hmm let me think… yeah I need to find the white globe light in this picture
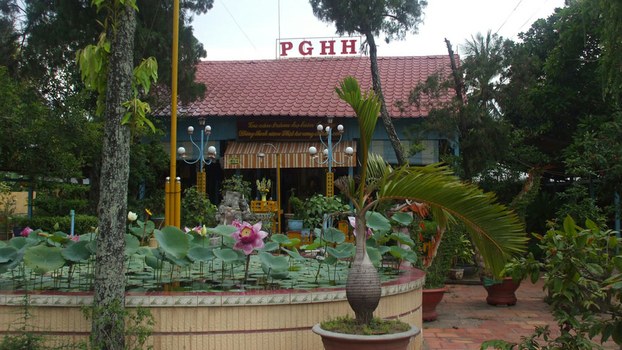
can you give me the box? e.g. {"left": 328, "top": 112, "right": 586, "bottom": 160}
{"left": 309, "top": 146, "right": 317, "bottom": 155}
{"left": 177, "top": 147, "right": 186, "bottom": 155}
{"left": 205, "top": 125, "right": 212, "bottom": 133}
{"left": 337, "top": 124, "right": 344, "bottom": 132}
{"left": 345, "top": 146, "right": 354, "bottom": 155}
{"left": 323, "top": 149, "right": 329, "bottom": 156}
{"left": 207, "top": 146, "right": 216, "bottom": 154}
{"left": 316, "top": 124, "right": 324, "bottom": 132}
{"left": 325, "top": 126, "right": 331, "bottom": 133}
{"left": 187, "top": 126, "right": 194, "bottom": 134}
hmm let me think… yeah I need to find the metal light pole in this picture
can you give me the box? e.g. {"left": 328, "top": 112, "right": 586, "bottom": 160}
{"left": 177, "top": 118, "right": 216, "bottom": 195}
{"left": 165, "top": 0, "right": 181, "bottom": 228}
{"left": 309, "top": 121, "right": 354, "bottom": 197}
{"left": 258, "top": 144, "right": 281, "bottom": 233}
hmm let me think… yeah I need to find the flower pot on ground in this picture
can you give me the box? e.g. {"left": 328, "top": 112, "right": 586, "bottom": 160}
{"left": 312, "top": 321, "right": 420, "bottom": 350}
{"left": 422, "top": 287, "right": 448, "bottom": 321}
{"left": 483, "top": 277, "right": 520, "bottom": 306}
{"left": 311, "top": 77, "right": 526, "bottom": 347}
{"left": 480, "top": 252, "right": 540, "bottom": 306}
{"left": 448, "top": 267, "right": 464, "bottom": 280}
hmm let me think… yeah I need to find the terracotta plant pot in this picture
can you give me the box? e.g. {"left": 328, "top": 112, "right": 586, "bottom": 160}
{"left": 422, "top": 287, "right": 447, "bottom": 322}
{"left": 312, "top": 323, "right": 420, "bottom": 350}
{"left": 484, "top": 277, "right": 520, "bottom": 306}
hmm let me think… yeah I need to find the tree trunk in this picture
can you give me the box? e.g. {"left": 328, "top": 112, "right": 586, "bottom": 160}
{"left": 365, "top": 32, "right": 407, "bottom": 166}
{"left": 444, "top": 38, "right": 471, "bottom": 180}
{"left": 346, "top": 215, "right": 381, "bottom": 324}
{"left": 91, "top": 3, "right": 136, "bottom": 349}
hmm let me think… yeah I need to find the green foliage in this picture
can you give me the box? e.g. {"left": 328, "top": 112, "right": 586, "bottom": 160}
{"left": 419, "top": 228, "right": 462, "bottom": 289}
{"left": 0, "top": 182, "right": 16, "bottom": 239}
{"left": 34, "top": 184, "right": 91, "bottom": 217}
{"left": 302, "top": 194, "right": 350, "bottom": 229}
{"left": 181, "top": 186, "right": 218, "bottom": 227}
{"left": 485, "top": 216, "right": 622, "bottom": 348}
{"left": 309, "top": 0, "right": 427, "bottom": 43}
{"left": 220, "top": 174, "right": 252, "bottom": 200}
{"left": 12, "top": 215, "right": 98, "bottom": 235}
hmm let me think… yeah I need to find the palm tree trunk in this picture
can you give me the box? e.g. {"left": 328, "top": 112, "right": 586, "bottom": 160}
{"left": 92, "top": 3, "right": 136, "bottom": 348}
{"left": 366, "top": 32, "right": 407, "bottom": 166}
{"left": 346, "top": 215, "right": 381, "bottom": 324}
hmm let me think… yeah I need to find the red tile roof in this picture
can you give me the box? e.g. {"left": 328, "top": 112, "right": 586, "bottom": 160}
{"left": 156, "top": 55, "right": 456, "bottom": 119}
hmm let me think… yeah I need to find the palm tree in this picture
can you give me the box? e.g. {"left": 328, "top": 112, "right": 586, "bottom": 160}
{"left": 335, "top": 76, "right": 527, "bottom": 325}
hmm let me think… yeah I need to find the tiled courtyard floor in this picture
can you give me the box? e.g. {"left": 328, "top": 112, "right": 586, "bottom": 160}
{"left": 422, "top": 278, "right": 620, "bottom": 349}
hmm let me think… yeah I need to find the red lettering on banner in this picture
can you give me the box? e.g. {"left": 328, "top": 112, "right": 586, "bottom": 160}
{"left": 341, "top": 39, "right": 357, "bottom": 54}
{"left": 279, "top": 41, "right": 293, "bottom": 56}
{"left": 320, "top": 40, "right": 336, "bottom": 55}
{"left": 299, "top": 40, "right": 313, "bottom": 56}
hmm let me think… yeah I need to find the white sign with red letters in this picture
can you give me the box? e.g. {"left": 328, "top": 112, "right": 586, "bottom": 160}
{"left": 276, "top": 37, "right": 362, "bottom": 58}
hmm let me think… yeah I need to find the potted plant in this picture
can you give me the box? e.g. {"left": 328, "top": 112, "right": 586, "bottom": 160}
{"left": 302, "top": 194, "right": 350, "bottom": 231}
{"left": 287, "top": 194, "right": 305, "bottom": 232}
{"left": 312, "top": 77, "right": 527, "bottom": 349}
{"left": 449, "top": 229, "right": 476, "bottom": 280}
{"left": 483, "top": 251, "right": 540, "bottom": 306}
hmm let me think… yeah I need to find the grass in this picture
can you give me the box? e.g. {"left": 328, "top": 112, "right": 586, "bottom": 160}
{"left": 320, "top": 316, "right": 411, "bottom": 335}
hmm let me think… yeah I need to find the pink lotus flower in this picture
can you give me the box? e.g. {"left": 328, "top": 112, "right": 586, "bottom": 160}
{"left": 231, "top": 220, "right": 268, "bottom": 255}
{"left": 20, "top": 227, "right": 33, "bottom": 237}
{"left": 70, "top": 235, "right": 80, "bottom": 242}
{"left": 348, "top": 216, "right": 372, "bottom": 238}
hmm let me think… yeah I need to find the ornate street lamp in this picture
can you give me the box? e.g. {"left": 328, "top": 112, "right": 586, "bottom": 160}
{"left": 177, "top": 118, "right": 216, "bottom": 195}
{"left": 309, "top": 120, "right": 354, "bottom": 197}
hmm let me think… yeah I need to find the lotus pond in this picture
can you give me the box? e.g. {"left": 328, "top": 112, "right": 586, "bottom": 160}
{"left": 0, "top": 215, "right": 418, "bottom": 292}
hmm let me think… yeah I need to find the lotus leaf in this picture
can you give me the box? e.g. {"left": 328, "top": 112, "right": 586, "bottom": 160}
{"left": 62, "top": 241, "right": 91, "bottom": 262}
{"left": 213, "top": 248, "right": 240, "bottom": 263}
{"left": 0, "top": 246, "right": 18, "bottom": 263}
{"left": 366, "top": 246, "right": 382, "bottom": 267}
{"left": 390, "top": 232, "right": 415, "bottom": 246}
{"left": 282, "top": 248, "right": 307, "bottom": 261}
{"left": 327, "top": 243, "right": 355, "bottom": 259}
{"left": 155, "top": 226, "right": 189, "bottom": 259}
{"left": 366, "top": 211, "right": 392, "bottom": 233}
{"left": 24, "top": 245, "right": 65, "bottom": 274}
{"left": 323, "top": 227, "right": 345, "bottom": 244}
{"left": 9, "top": 236, "right": 28, "bottom": 250}
{"left": 208, "top": 225, "right": 237, "bottom": 236}
{"left": 270, "top": 234, "right": 290, "bottom": 244}
{"left": 125, "top": 234, "right": 140, "bottom": 256}
{"left": 187, "top": 247, "right": 214, "bottom": 263}
{"left": 390, "top": 211, "right": 414, "bottom": 227}
{"left": 259, "top": 241, "right": 279, "bottom": 252}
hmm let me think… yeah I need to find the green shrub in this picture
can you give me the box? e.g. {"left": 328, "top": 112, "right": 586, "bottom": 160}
{"left": 181, "top": 186, "right": 218, "bottom": 228}
{"left": 12, "top": 214, "right": 98, "bottom": 234}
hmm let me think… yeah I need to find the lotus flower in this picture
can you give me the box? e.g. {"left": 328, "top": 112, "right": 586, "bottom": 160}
{"left": 232, "top": 220, "right": 268, "bottom": 255}
{"left": 127, "top": 211, "right": 138, "bottom": 222}
{"left": 348, "top": 217, "right": 372, "bottom": 238}
{"left": 20, "top": 226, "right": 33, "bottom": 237}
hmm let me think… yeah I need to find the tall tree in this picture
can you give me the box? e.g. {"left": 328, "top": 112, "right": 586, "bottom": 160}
{"left": 309, "top": 0, "right": 427, "bottom": 165}
{"left": 88, "top": 1, "right": 136, "bottom": 347}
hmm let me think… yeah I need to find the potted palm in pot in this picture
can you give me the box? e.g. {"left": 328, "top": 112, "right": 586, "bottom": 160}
{"left": 311, "top": 77, "right": 527, "bottom": 350}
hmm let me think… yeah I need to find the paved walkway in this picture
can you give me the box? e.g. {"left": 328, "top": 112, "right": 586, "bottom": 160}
{"left": 422, "top": 279, "right": 620, "bottom": 349}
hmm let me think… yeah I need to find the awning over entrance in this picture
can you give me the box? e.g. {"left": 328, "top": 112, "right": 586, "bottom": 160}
{"left": 223, "top": 141, "right": 357, "bottom": 169}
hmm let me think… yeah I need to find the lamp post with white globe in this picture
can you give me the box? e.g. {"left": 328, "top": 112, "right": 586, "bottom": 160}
{"left": 177, "top": 118, "right": 216, "bottom": 196}
{"left": 309, "top": 121, "right": 354, "bottom": 197}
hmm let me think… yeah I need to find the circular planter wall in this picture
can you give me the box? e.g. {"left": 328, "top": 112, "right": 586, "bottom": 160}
{"left": 0, "top": 267, "right": 425, "bottom": 350}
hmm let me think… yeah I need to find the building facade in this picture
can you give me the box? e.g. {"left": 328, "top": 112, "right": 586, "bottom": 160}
{"left": 155, "top": 55, "right": 456, "bottom": 211}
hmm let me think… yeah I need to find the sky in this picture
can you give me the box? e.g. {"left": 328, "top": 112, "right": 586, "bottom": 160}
{"left": 192, "top": 0, "right": 567, "bottom": 61}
